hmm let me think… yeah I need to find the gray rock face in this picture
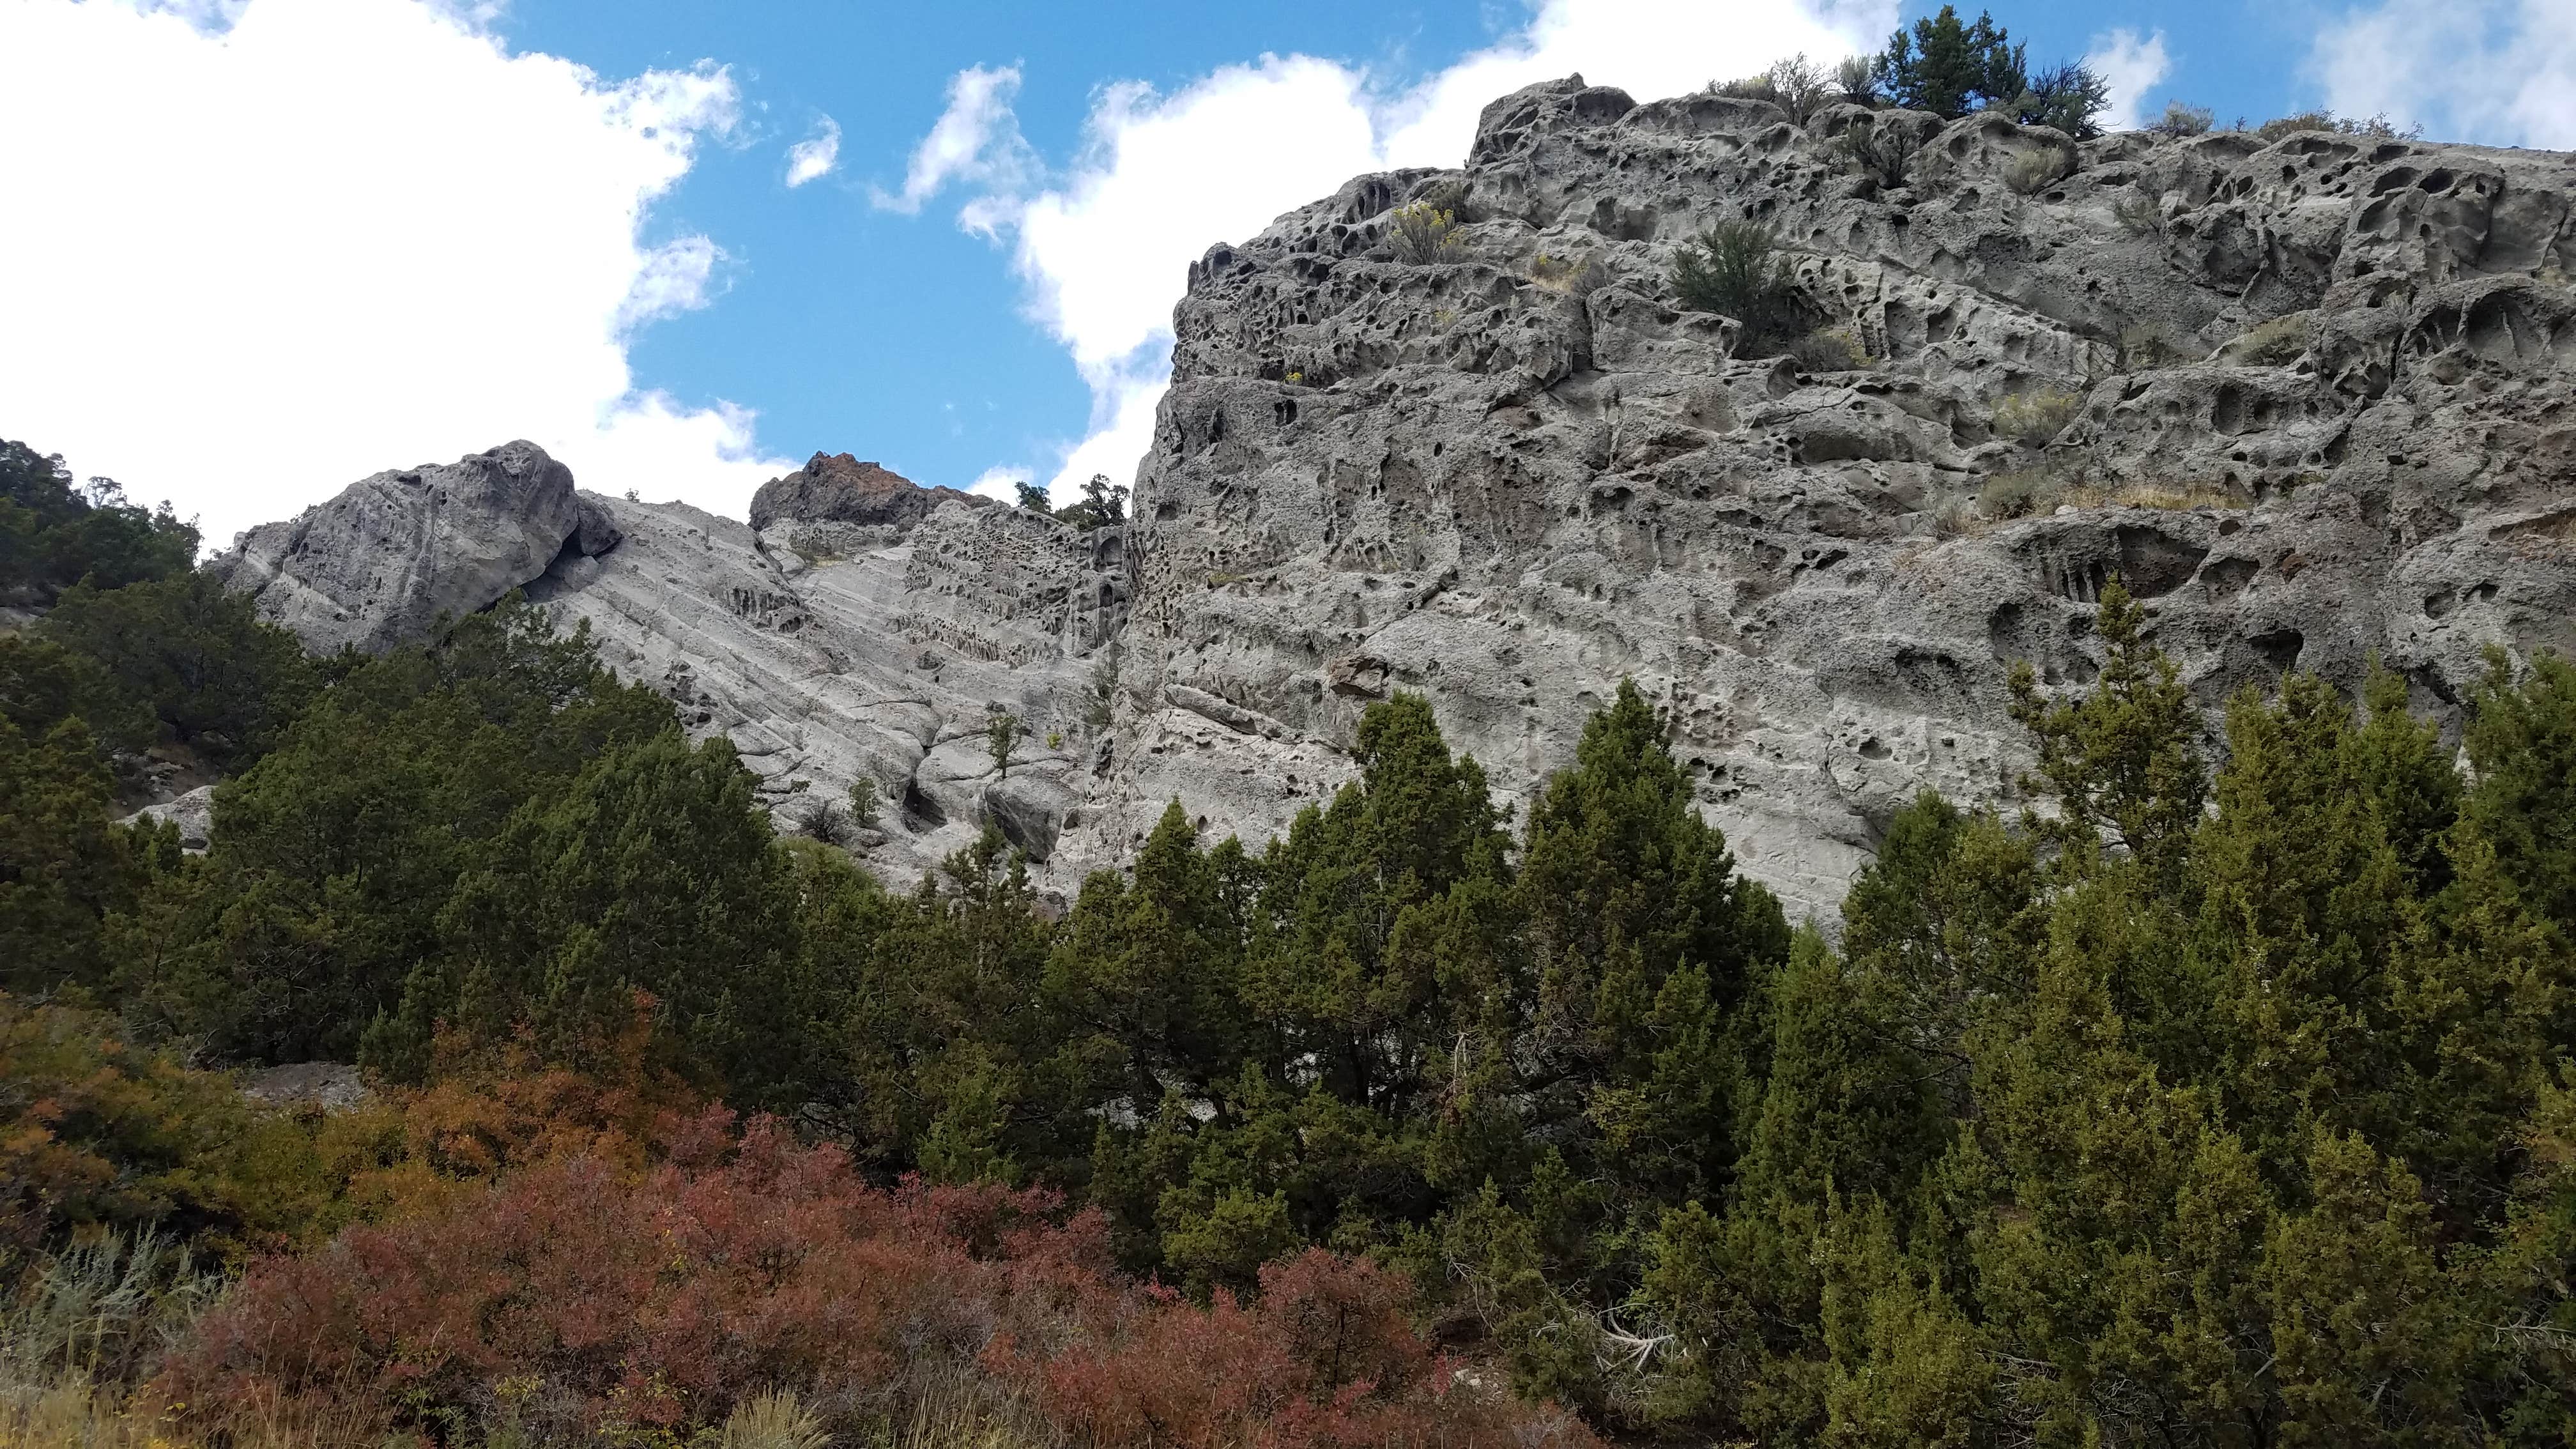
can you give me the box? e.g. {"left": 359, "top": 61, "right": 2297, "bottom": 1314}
{"left": 213, "top": 77, "right": 2576, "bottom": 920}
{"left": 519, "top": 487, "right": 1127, "bottom": 885}
{"left": 121, "top": 783, "right": 215, "bottom": 852}
{"left": 208, "top": 440, "right": 617, "bottom": 655}
{"left": 217, "top": 438, "right": 1130, "bottom": 890}
{"left": 238, "top": 1061, "right": 369, "bottom": 1114}
{"left": 1052, "top": 77, "right": 2576, "bottom": 917}
{"left": 749, "top": 452, "right": 986, "bottom": 533}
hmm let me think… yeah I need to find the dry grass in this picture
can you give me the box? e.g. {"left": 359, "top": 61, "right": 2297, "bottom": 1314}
{"left": 2005, "top": 150, "right": 2068, "bottom": 196}
{"left": 1993, "top": 389, "right": 2082, "bottom": 445}
{"left": 0, "top": 1373, "right": 395, "bottom": 1449}
{"left": 1966, "top": 467, "right": 2244, "bottom": 527}
{"left": 0, "top": 1376, "right": 164, "bottom": 1449}
{"left": 2070, "top": 481, "right": 2248, "bottom": 510}
{"left": 1782, "top": 328, "right": 1868, "bottom": 372}
{"left": 721, "top": 1389, "right": 829, "bottom": 1449}
{"left": 2214, "top": 313, "right": 2312, "bottom": 367}
{"left": 1528, "top": 251, "right": 1611, "bottom": 295}
{"left": 882, "top": 1376, "right": 1054, "bottom": 1449}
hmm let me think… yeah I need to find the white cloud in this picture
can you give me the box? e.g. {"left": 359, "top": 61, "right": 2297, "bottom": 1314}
{"left": 785, "top": 116, "right": 841, "bottom": 187}
{"left": 616, "top": 235, "right": 729, "bottom": 330}
{"left": 2312, "top": 0, "right": 2576, "bottom": 148}
{"left": 2085, "top": 27, "right": 2172, "bottom": 132}
{"left": 1374, "top": 0, "right": 1892, "bottom": 167}
{"left": 903, "top": 0, "right": 1897, "bottom": 502}
{"left": 876, "top": 64, "right": 1033, "bottom": 215}
{"left": 0, "top": 0, "right": 791, "bottom": 548}
{"left": 964, "top": 465, "right": 1034, "bottom": 503}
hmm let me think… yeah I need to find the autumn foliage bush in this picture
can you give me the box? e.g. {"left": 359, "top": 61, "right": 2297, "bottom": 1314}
{"left": 160, "top": 1120, "right": 1595, "bottom": 1449}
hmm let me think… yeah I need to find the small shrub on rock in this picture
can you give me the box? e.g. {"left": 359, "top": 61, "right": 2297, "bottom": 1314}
{"left": 1783, "top": 328, "right": 1867, "bottom": 373}
{"left": 2004, "top": 148, "right": 2067, "bottom": 195}
{"left": 1712, "top": 55, "right": 1832, "bottom": 124}
{"left": 1416, "top": 176, "right": 1476, "bottom": 223}
{"left": 1673, "top": 220, "right": 1802, "bottom": 353}
{"left": 2257, "top": 109, "right": 2418, "bottom": 142}
{"left": 1834, "top": 114, "right": 1915, "bottom": 191}
{"left": 1386, "top": 203, "right": 1464, "bottom": 264}
{"left": 1529, "top": 250, "right": 1611, "bottom": 295}
{"left": 1993, "top": 388, "right": 2082, "bottom": 444}
{"left": 1834, "top": 54, "right": 1878, "bottom": 104}
{"left": 2119, "top": 324, "right": 2193, "bottom": 370}
{"left": 2150, "top": 100, "right": 2216, "bottom": 137}
{"left": 1976, "top": 465, "right": 2066, "bottom": 520}
{"left": 2217, "top": 312, "right": 2313, "bottom": 367}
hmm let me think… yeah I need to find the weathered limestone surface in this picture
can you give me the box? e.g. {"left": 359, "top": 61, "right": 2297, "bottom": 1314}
{"left": 208, "top": 440, "right": 619, "bottom": 655}
{"left": 210, "top": 446, "right": 1128, "bottom": 886}
{"left": 1052, "top": 77, "right": 2576, "bottom": 917}
{"left": 522, "top": 471, "right": 1127, "bottom": 883}
{"left": 211, "top": 78, "right": 2576, "bottom": 918}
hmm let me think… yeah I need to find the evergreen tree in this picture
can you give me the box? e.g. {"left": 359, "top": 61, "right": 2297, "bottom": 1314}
{"left": 1521, "top": 679, "right": 1783, "bottom": 1102}
{"left": 1872, "top": 5, "right": 2027, "bottom": 118}
{"left": 2189, "top": 674, "right": 2417, "bottom": 1175}
{"left": 0, "top": 634, "right": 156, "bottom": 755}
{"left": 415, "top": 731, "right": 802, "bottom": 1101}
{"left": 0, "top": 717, "right": 148, "bottom": 994}
{"left": 2463, "top": 650, "right": 2576, "bottom": 940}
{"left": 40, "top": 572, "right": 315, "bottom": 767}
{"left": 124, "top": 601, "right": 671, "bottom": 1062}
{"left": 2007, "top": 580, "right": 2204, "bottom": 891}
{"left": 0, "top": 439, "right": 195, "bottom": 605}
{"left": 1045, "top": 802, "right": 1254, "bottom": 1121}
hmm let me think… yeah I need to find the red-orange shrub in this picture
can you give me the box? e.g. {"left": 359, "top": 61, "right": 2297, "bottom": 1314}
{"left": 1010, "top": 1248, "right": 1584, "bottom": 1449}
{"left": 162, "top": 1121, "right": 1596, "bottom": 1449}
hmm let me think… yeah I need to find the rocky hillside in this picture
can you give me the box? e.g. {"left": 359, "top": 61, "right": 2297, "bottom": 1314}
{"left": 1059, "top": 76, "right": 2576, "bottom": 914}
{"left": 209, "top": 75, "right": 2576, "bottom": 919}
{"left": 213, "top": 446, "right": 1126, "bottom": 888}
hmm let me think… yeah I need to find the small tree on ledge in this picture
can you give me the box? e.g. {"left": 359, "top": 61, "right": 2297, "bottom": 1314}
{"left": 988, "top": 711, "right": 1022, "bottom": 780}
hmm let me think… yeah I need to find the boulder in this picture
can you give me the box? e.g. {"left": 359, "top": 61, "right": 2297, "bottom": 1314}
{"left": 122, "top": 783, "right": 215, "bottom": 852}
{"left": 207, "top": 440, "right": 599, "bottom": 654}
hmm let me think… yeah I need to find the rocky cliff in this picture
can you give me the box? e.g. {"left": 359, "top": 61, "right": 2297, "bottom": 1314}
{"left": 211, "top": 77, "right": 2576, "bottom": 919}
{"left": 1055, "top": 77, "right": 2576, "bottom": 914}
{"left": 215, "top": 445, "right": 1126, "bottom": 888}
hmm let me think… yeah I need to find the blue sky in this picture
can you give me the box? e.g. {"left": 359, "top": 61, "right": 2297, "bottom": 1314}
{"left": 4, "top": 0, "right": 2570, "bottom": 545}
{"left": 506, "top": 0, "right": 2283, "bottom": 495}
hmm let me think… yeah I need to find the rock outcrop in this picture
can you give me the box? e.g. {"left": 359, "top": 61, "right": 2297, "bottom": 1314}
{"left": 123, "top": 783, "right": 215, "bottom": 852}
{"left": 211, "top": 445, "right": 1128, "bottom": 887}
{"left": 211, "top": 77, "right": 2576, "bottom": 919}
{"left": 1052, "top": 77, "right": 2576, "bottom": 916}
{"left": 749, "top": 452, "right": 985, "bottom": 534}
{"left": 521, "top": 481, "right": 1126, "bottom": 884}
{"left": 208, "top": 440, "right": 620, "bottom": 655}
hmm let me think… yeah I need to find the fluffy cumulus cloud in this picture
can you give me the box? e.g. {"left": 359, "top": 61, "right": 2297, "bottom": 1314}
{"left": 896, "top": 0, "right": 1897, "bottom": 502}
{"left": 2085, "top": 28, "right": 2172, "bottom": 132}
{"left": 0, "top": 0, "right": 792, "bottom": 547}
{"left": 964, "top": 465, "right": 1035, "bottom": 504}
{"left": 2312, "top": 0, "right": 2576, "bottom": 148}
{"left": 877, "top": 64, "right": 1034, "bottom": 216}
{"left": 785, "top": 117, "right": 842, "bottom": 187}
